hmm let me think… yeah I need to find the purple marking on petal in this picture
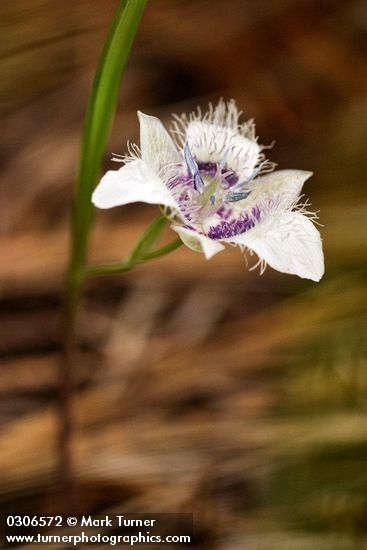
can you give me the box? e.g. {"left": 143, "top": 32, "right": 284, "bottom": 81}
{"left": 223, "top": 171, "right": 239, "bottom": 187}
{"left": 166, "top": 174, "right": 197, "bottom": 222}
{"left": 208, "top": 207, "right": 260, "bottom": 240}
{"left": 183, "top": 223, "right": 196, "bottom": 232}
{"left": 197, "top": 162, "right": 217, "bottom": 177}
{"left": 167, "top": 174, "right": 191, "bottom": 190}
{"left": 216, "top": 205, "right": 233, "bottom": 220}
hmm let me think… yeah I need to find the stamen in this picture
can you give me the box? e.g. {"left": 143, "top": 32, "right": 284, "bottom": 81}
{"left": 226, "top": 191, "right": 252, "bottom": 202}
{"left": 184, "top": 142, "right": 204, "bottom": 193}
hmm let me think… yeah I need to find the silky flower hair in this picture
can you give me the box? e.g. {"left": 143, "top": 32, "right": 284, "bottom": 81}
{"left": 92, "top": 99, "right": 324, "bottom": 281}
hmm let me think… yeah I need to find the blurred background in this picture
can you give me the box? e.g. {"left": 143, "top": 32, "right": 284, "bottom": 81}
{"left": 1, "top": 0, "right": 367, "bottom": 548}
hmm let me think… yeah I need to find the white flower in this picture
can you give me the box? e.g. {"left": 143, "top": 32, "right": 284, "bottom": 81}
{"left": 92, "top": 100, "right": 324, "bottom": 281}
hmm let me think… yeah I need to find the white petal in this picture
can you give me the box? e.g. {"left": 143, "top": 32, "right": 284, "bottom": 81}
{"left": 171, "top": 225, "right": 225, "bottom": 260}
{"left": 227, "top": 212, "right": 324, "bottom": 281}
{"left": 186, "top": 121, "right": 260, "bottom": 180}
{"left": 249, "top": 169, "right": 313, "bottom": 207}
{"left": 92, "top": 159, "right": 177, "bottom": 209}
{"left": 138, "top": 111, "right": 181, "bottom": 178}
{"left": 227, "top": 170, "right": 313, "bottom": 220}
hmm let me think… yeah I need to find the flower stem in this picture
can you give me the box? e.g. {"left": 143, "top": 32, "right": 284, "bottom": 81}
{"left": 59, "top": 0, "right": 148, "bottom": 504}
{"left": 85, "top": 215, "right": 183, "bottom": 278}
{"left": 86, "top": 238, "right": 183, "bottom": 277}
{"left": 141, "top": 237, "right": 183, "bottom": 261}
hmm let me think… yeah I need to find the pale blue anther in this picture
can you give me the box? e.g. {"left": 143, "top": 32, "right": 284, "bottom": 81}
{"left": 184, "top": 142, "right": 204, "bottom": 194}
{"left": 226, "top": 191, "right": 252, "bottom": 202}
{"left": 224, "top": 159, "right": 267, "bottom": 202}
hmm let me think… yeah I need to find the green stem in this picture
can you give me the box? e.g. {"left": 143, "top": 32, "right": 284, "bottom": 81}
{"left": 86, "top": 235, "right": 183, "bottom": 277}
{"left": 59, "top": 0, "right": 148, "bottom": 501}
{"left": 142, "top": 238, "right": 183, "bottom": 261}
{"left": 126, "top": 215, "right": 168, "bottom": 266}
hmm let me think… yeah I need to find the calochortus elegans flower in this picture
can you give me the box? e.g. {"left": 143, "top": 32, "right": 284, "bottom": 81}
{"left": 92, "top": 100, "right": 324, "bottom": 281}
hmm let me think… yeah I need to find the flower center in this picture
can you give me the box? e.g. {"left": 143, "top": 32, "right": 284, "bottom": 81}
{"left": 167, "top": 143, "right": 256, "bottom": 231}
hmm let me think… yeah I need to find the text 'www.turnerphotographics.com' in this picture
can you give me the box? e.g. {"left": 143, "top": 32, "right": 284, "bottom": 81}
{"left": 3, "top": 513, "right": 193, "bottom": 546}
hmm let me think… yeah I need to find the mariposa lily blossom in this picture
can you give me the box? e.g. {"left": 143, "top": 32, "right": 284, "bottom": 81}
{"left": 92, "top": 100, "right": 324, "bottom": 281}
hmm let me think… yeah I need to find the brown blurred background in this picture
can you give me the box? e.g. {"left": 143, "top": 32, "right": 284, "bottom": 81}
{"left": 1, "top": 0, "right": 367, "bottom": 548}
